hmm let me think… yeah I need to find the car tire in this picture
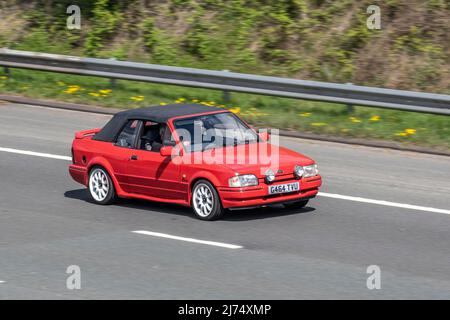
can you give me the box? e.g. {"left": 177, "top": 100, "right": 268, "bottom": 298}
{"left": 88, "top": 166, "right": 116, "bottom": 205}
{"left": 283, "top": 199, "right": 309, "bottom": 209}
{"left": 191, "top": 180, "right": 224, "bottom": 221}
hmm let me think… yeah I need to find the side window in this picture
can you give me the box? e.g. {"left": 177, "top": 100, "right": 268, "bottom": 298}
{"left": 137, "top": 122, "right": 176, "bottom": 152}
{"left": 139, "top": 121, "right": 161, "bottom": 151}
{"left": 162, "top": 124, "right": 176, "bottom": 146}
{"left": 115, "top": 120, "right": 140, "bottom": 148}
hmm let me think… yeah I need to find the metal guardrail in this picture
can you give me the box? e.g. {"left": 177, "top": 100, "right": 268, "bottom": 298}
{"left": 0, "top": 48, "right": 449, "bottom": 115}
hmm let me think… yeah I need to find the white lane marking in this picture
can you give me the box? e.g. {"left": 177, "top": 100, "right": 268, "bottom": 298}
{"left": 1, "top": 146, "right": 449, "bottom": 216}
{"left": 132, "top": 230, "right": 243, "bottom": 249}
{"left": 0, "top": 147, "right": 71, "bottom": 161}
{"left": 318, "top": 192, "right": 450, "bottom": 215}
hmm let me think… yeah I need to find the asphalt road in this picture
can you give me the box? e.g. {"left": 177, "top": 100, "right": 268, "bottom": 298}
{"left": 0, "top": 101, "right": 449, "bottom": 299}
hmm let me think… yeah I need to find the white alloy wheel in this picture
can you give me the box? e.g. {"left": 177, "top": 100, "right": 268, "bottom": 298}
{"left": 89, "top": 168, "right": 110, "bottom": 202}
{"left": 193, "top": 183, "right": 214, "bottom": 217}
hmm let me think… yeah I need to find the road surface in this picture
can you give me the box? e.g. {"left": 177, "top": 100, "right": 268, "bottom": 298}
{"left": 0, "top": 102, "right": 449, "bottom": 299}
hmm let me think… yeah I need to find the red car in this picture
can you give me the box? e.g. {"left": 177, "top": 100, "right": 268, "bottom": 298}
{"left": 69, "top": 104, "right": 322, "bottom": 220}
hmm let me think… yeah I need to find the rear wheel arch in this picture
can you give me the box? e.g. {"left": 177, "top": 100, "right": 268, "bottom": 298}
{"left": 88, "top": 163, "right": 109, "bottom": 175}
{"left": 87, "top": 166, "right": 117, "bottom": 205}
{"left": 86, "top": 159, "right": 121, "bottom": 194}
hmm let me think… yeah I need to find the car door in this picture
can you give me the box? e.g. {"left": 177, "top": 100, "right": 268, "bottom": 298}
{"left": 104, "top": 119, "right": 142, "bottom": 193}
{"left": 125, "top": 121, "right": 185, "bottom": 200}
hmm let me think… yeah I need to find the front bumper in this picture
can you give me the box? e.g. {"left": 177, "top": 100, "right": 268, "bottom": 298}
{"left": 218, "top": 175, "right": 322, "bottom": 209}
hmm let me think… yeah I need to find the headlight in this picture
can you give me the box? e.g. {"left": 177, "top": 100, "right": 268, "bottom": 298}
{"left": 294, "top": 165, "right": 304, "bottom": 179}
{"left": 303, "top": 164, "right": 319, "bottom": 177}
{"left": 264, "top": 168, "right": 275, "bottom": 183}
{"left": 228, "top": 174, "right": 258, "bottom": 187}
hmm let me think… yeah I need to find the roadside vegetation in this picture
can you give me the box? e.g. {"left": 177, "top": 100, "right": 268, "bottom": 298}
{"left": 1, "top": 69, "right": 448, "bottom": 150}
{"left": 0, "top": 0, "right": 449, "bottom": 150}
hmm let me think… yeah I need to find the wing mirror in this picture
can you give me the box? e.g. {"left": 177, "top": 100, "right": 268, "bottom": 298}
{"left": 160, "top": 146, "right": 173, "bottom": 157}
{"left": 160, "top": 145, "right": 184, "bottom": 157}
{"left": 258, "top": 131, "right": 270, "bottom": 141}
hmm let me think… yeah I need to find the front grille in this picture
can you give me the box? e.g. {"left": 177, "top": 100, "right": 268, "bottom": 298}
{"left": 259, "top": 173, "right": 297, "bottom": 184}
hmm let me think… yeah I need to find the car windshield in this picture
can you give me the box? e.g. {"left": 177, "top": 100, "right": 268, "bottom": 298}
{"left": 173, "top": 112, "right": 259, "bottom": 152}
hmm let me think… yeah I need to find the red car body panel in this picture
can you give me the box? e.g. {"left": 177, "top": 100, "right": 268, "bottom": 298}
{"left": 69, "top": 109, "right": 322, "bottom": 210}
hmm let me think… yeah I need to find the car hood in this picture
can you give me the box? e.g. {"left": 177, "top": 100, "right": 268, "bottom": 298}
{"left": 199, "top": 142, "right": 315, "bottom": 177}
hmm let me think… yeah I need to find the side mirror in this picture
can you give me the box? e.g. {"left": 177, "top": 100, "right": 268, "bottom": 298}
{"left": 258, "top": 131, "right": 270, "bottom": 141}
{"left": 160, "top": 146, "right": 173, "bottom": 157}
{"left": 160, "top": 145, "right": 184, "bottom": 157}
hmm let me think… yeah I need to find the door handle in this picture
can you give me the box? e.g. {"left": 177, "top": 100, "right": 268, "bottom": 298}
{"left": 130, "top": 155, "right": 138, "bottom": 160}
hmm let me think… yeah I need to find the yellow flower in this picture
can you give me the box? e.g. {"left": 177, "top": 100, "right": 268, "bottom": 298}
{"left": 241, "top": 107, "right": 268, "bottom": 117}
{"left": 178, "top": 98, "right": 186, "bottom": 102}
{"left": 405, "top": 128, "right": 416, "bottom": 135}
{"left": 63, "top": 87, "right": 80, "bottom": 94}
{"left": 208, "top": 101, "right": 215, "bottom": 105}
{"left": 63, "top": 84, "right": 81, "bottom": 94}
{"left": 160, "top": 102, "right": 167, "bottom": 106}
{"left": 395, "top": 132, "right": 408, "bottom": 137}
{"left": 299, "top": 112, "right": 312, "bottom": 117}
{"left": 130, "top": 95, "right": 144, "bottom": 102}
{"left": 369, "top": 115, "right": 380, "bottom": 121}
{"left": 0, "top": 76, "right": 8, "bottom": 80}
{"left": 349, "top": 117, "right": 361, "bottom": 123}
{"left": 89, "top": 92, "right": 100, "bottom": 97}
{"left": 311, "top": 122, "right": 327, "bottom": 126}
{"left": 241, "top": 107, "right": 269, "bottom": 117}
{"left": 229, "top": 107, "right": 241, "bottom": 114}
{"left": 192, "top": 99, "right": 199, "bottom": 103}
{"left": 99, "top": 89, "right": 112, "bottom": 95}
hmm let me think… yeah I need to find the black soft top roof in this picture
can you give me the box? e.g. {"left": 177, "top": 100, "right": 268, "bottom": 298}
{"left": 93, "top": 103, "right": 226, "bottom": 142}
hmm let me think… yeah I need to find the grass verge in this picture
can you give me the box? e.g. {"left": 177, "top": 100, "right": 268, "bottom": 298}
{"left": 0, "top": 69, "right": 449, "bottom": 151}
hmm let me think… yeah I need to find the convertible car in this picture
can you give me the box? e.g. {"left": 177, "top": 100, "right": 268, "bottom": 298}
{"left": 69, "top": 104, "right": 322, "bottom": 220}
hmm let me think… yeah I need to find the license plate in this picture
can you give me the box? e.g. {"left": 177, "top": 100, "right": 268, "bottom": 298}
{"left": 268, "top": 182, "right": 300, "bottom": 195}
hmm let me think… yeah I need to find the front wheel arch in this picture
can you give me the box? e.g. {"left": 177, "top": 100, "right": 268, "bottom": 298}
{"left": 190, "top": 179, "right": 225, "bottom": 220}
{"left": 188, "top": 176, "right": 222, "bottom": 206}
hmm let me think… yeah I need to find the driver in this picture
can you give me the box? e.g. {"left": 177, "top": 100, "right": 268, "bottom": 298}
{"left": 141, "top": 123, "right": 166, "bottom": 152}
{"left": 150, "top": 124, "right": 165, "bottom": 152}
